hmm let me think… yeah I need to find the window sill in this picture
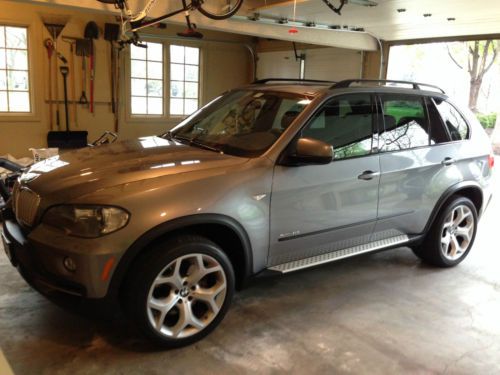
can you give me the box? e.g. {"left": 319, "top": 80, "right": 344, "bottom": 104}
{"left": 0, "top": 113, "right": 41, "bottom": 123}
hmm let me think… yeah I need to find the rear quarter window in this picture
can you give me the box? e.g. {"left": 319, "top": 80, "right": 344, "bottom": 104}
{"left": 433, "top": 99, "right": 470, "bottom": 141}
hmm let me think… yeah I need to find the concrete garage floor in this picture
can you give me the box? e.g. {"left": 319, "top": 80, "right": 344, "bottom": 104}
{"left": 1, "top": 170, "right": 499, "bottom": 374}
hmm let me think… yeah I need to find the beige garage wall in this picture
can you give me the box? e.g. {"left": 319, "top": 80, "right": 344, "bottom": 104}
{"left": 0, "top": 1, "right": 254, "bottom": 158}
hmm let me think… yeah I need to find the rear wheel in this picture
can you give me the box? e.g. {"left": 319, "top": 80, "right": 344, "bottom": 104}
{"left": 124, "top": 235, "right": 235, "bottom": 347}
{"left": 412, "top": 196, "right": 477, "bottom": 267}
{"left": 198, "top": 0, "right": 244, "bottom": 20}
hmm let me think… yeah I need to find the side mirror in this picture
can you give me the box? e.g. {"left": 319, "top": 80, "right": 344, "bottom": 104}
{"left": 286, "top": 137, "right": 333, "bottom": 165}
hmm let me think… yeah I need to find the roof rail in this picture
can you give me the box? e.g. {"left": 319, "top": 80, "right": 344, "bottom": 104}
{"left": 332, "top": 79, "right": 446, "bottom": 94}
{"left": 253, "top": 78, "right": 336, "bottom": 85}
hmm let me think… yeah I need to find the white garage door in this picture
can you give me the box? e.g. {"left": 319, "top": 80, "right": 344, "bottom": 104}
{"left": 257, "top": 47, "right": 362, "bottom": 81}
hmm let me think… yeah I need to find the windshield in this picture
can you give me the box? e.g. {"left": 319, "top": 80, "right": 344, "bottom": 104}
{"left": 167, "top": 90, "right": 312, "bottom": 157}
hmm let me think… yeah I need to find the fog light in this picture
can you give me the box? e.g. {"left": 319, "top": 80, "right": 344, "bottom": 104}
{"left": 63, "top": 257, "right": 76, "bottom": 272}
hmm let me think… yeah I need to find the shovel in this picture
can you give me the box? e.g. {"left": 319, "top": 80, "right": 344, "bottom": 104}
{"left": 84, "top": 22, "right": 99, "bottom": 114}
{"left": 47, "top": 66, "right": 88, "bottom": 149}
{"left": 105, "top": 23, "right": 120, "bottom": 132}
{"left": 75, "top": 38, "right": 91, "bottom": 106}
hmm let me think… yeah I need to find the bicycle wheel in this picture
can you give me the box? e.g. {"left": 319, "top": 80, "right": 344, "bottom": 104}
{"left": 198, "top": 0, "right": 243, "bottom": 20}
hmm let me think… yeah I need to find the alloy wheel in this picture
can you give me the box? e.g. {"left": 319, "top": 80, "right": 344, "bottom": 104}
{"left": 146, "top": 253, "right": 227, "bottom": 339}
{"left": 440, "top": 204, "right": 475, "bottom": 261}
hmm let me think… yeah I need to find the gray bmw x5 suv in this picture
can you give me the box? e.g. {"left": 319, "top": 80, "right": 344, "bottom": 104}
{"left": 1, "top": 79, "right": 495, "bottom": 347}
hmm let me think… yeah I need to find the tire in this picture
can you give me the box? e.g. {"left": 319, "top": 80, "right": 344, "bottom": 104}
{"left": 124, "top": 234, "right": 235, "bottom": 347}
{"left": 412, "top": 195, "right": 478, "bottom": 267}
{"left": 198, "top": 0, "right": 243, "bottom": 20}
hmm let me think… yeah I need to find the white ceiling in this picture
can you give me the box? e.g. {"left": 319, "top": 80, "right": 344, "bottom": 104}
{"left": 16, "top": 0, "right": 500, "bottom": 51}
{"left": 246, "top": 0, "right": 500, "bottom": 41}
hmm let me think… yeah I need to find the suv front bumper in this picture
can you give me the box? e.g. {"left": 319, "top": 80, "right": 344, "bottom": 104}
{"left": 1, "top": 213, "right": 123, "bottom": 299}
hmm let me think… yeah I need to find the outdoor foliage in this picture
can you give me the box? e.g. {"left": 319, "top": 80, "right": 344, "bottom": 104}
{"left": 476, "top": 113, "right": 497, "bottom": 129}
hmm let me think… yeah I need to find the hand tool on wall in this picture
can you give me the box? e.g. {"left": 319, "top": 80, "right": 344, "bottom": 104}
{"left": 104, "top": 23, "right": 120, "bottom": 131}
{"left": 62, "top": 37, "right": 78, "bottom": 127}
{"left": 76, "top": 38, "right": 90, "bottom": 107}
{"left": 84, "top": 22, "right": 99, "bottom": 114}
{"left": 43, "top": 22, "right": 67, "bottom": 129}
{"left": 43, "top": 38, "right": 55, "bottom": 131}
{"left": 47, "top": 65, "right": 88, "bottom": 149}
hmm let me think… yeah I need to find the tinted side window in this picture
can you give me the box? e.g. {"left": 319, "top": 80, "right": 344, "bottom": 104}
{"left": 302, "top": 94, "right": 374, "bottom": 160}
{"left": 379, "top": 94, "right": 429, "bottom": 152}
{"left": 425, "top": 97, "right": 451, "bottom": 144}
{"left": 433, "top": 99, "right": 470, "bottom": 141}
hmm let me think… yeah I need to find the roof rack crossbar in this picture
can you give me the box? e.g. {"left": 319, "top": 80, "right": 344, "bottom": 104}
{"left": 254, "top": 78, "right": 336, "bottom": 84}
{"left": 332, "top": 79, "right": 445, "bottom": 94}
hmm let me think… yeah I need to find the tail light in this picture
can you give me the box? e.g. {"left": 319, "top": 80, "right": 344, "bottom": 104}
{"left": 488, "top": 154, "right": 495, "bottom": 169}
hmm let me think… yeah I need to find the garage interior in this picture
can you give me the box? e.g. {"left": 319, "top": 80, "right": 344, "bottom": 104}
{"left": 1, "top": 0, "right": 499, "bottom": 373}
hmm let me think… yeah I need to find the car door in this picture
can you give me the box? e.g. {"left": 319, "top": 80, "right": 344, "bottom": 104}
{"left": 373, "top": 93, "right": 462, "bottom": 240}
{"left": 268, "top": 93, "right": 381, "bottom": 266}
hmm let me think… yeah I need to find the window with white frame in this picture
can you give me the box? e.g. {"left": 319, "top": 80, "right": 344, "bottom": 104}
{"left": 130, "top": 42, "right": 163, "bottom": 115}
{"left": 0, "top": 26, "right": 30, "bottom": 113}
{"left": 170, "top": 45, "right": 199, "bottom": 116}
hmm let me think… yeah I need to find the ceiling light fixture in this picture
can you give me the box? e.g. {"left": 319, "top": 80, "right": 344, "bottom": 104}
{"left": 397, "top": 8, "right": 406, "bottom": 13}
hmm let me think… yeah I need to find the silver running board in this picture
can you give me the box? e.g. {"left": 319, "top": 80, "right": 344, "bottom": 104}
{"left": 268, "top": 235, "right": 410, "bottom": 274}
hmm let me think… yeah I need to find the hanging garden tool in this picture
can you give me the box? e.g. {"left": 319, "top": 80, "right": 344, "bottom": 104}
{"left": 84, "top": 21, "right": 99, "bottom": 114}
{"left": 43, "top": 38, "right": 55, "bottom": 130}
{"left": 42, "top": 18, "right": 68, "bottom": 129}
{"left": 104, "top": 23, "right": 120, "bottom": 131}
{"left": 47, "top": 66, "right": 88, "bottom": 149}
{"left": 62, "top": 37, "right": 78, "bottom": 127}
{"left": 75, "top": 38, "right": 91, "bottom": 107}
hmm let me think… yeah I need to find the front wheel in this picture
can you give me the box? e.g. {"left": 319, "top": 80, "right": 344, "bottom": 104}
{"left": 124, "top": 235, "right": 235, "bottom": 347}
{"left": 412, "top": 196, "right": 478, "bottom": 267}
{"left": 198, "top": 0, "right": 244, "bottom": 20}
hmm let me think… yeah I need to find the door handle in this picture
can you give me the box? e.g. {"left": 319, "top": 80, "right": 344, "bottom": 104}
{"left": 441, "top": 157, "right": 456, "bottom": 166}
{"left": 358, "top": 170, "right": 380, "bottom": 180}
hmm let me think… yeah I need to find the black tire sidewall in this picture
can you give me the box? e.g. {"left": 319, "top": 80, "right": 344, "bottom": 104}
{"left": 126, "top": 236, "right": 235, "bottom": 347}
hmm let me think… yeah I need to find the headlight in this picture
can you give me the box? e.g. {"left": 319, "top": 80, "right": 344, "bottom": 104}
{"left": 43, "top": 205, "right": 130, "bottom": 238}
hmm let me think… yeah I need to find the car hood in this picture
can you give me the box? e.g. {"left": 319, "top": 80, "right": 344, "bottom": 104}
{"left": 22, "top": 136, "right": 248, "bottom": 201}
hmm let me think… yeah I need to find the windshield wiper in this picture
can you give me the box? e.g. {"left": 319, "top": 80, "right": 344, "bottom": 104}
{"left": 172, "top": 133, "right": 223, "bottom": 154}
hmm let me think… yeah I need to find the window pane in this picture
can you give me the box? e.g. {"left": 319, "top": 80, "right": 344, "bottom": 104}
{"left": 131, "top": 60, "right": 146, "bottom": 78}
{"left": 131, "top": 78, "right": 147, "bottom": 96}
{"left": 0, "top": 91, "right": 7, "bottom": 111}
{"left": 185, "top": 47, "right": 199, "bottom": 65}
{"left": 6, "top": 27, "right": 27, "bottom": 49}
{"left": 379, "top": 95, "right": 429, "bottom": 152}
{"left": 185, "top": 65, "right": 199, "bottom": 82}
{"left": 8, "top": 91, "right": 29, "bottom": 112}
{"left": 147, "top": 42, "right": 163, "bottom": 62}
{"left": 170, "top": 64, "right": 184, "bottom": 81}
{"left": 0, "top": 28, "right": 4, "bottom": 48}
{"left": 184, "top": 99, "right": 198, "bottom": 115}
{"left": 6, "top": 49, "right": 27, "bottom": 70}
{"left": 434, "top": 99, "right": 469, "bottom": 141}
{"left": 0, "top": 49, "right": 5, "bottom": 69}
{"left": 185, "top": 82, "right": 198, "bottom": 98}
{"left": 170, "top": 98, "right": 183, "bottom": 115}
{"left": 0, "top": 70, "right": 6, "bottom": 90}
{"left": 7, "top": 70, "right": 28, "bottom": 91}
{"left": 130, "top": 44, "right": 146, "bottom": 60}
{"left": 147, "top": 79, "right": 163, "bottom": 97}
{"left": 170, "top": 81, "right": 184, "bottom": 98}
{"left": 148, "top": 97, "right": 163, "bottom": 114}
{"left": 170, "top": 45, "right": 184, "bottom": 63}
{"left": 148, "top": 61, "right": 162, "bottom": 79}
{"left": 131, "top": 96, "right": 147, "bottom": 114}
{"left": 302, "top": 94, "right": 374, "bottom": 160}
